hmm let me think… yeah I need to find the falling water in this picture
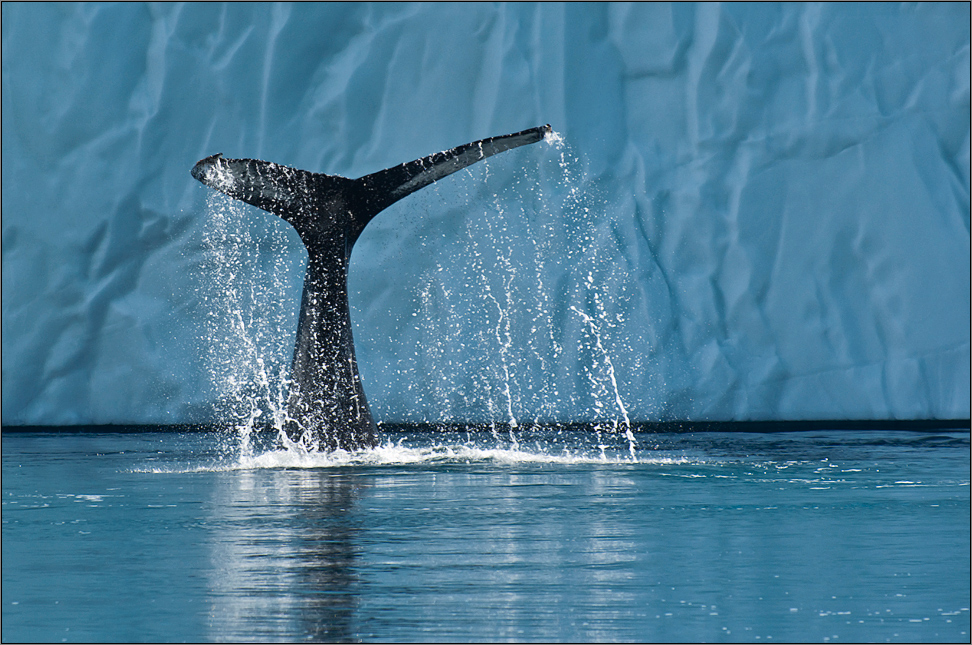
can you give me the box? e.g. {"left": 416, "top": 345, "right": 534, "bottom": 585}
{"left": 200, "top": 191, "right": 299, "bottom": 456}
{"left": 200, "top": 131, "right": 644, "bottom": 460}
{"left": 402, "top": 131, "right": 640, "bottom": 457}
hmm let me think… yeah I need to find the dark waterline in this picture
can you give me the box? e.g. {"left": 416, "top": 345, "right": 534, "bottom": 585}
{"left": 3, "top": 418, "right": 969, "bottom": 434}
{"left": 2, "top": 428, "right": 969, "bottom": 642}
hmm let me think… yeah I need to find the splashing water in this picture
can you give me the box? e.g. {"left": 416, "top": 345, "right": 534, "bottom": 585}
{"left": 200, "top": 191, "right": 298, "bottom": 456}
{"left": 571, "top": 301, "right": 636, "bottom": 458}
{"left": 543, "top": 128, "right": 565, "bottom": 147}
{"left": 397, "top": 129, "right": 641, "bottom": 451}
{"left": 200, "top": 130, "right": 648, "bottom": 465}
{"left": 144, "top": 428, "right": 658, "bottom": 473}
{"left": 208, "top": 442, "right": 669, "bottom": 471}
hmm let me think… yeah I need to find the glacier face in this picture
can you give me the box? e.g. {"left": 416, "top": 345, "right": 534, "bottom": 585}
{"left": 2, "top": 2, "right": 969, "bottom": 426}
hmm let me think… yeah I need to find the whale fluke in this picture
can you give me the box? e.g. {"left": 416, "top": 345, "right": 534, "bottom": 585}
{"left": 193, "top": 124, "right": 551, "bottom": 451}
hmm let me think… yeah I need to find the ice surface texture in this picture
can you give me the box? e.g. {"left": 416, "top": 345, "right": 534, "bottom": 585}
{"left": 2, "top": 3, "right": 969, "bottom": 425}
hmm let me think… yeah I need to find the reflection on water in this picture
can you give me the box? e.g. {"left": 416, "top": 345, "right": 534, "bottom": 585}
{"left": 207, "top": 468, "right": 361, "bottom": 642}
{"left": 1, "top": 430, "right": 969, "bottom": 643}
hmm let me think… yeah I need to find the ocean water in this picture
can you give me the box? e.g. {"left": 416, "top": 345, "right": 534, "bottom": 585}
{"left": 2, "top": 428, "right": 969, "bottom": 643}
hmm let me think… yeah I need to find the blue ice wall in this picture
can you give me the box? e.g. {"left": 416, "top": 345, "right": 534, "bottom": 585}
{"left": 2, "top": 2, "right": 969, "bottom": 425}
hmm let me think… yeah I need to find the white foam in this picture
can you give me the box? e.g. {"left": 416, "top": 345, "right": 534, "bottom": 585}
{"left": 139, "top": 439, "right": 693, "bottom": 474}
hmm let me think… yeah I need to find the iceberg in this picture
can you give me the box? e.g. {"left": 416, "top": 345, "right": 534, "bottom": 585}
{"left": 2, "top": 2, "right": 968, "bottom": 426}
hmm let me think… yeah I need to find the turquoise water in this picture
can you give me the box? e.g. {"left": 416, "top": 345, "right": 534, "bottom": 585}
{"left": 2, "top": 429, "right": 969, "bottom": 642}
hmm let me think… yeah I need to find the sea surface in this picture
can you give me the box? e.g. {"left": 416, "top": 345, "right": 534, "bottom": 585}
{"left": 2, "top": 428, "right": 969, "bottom": 643}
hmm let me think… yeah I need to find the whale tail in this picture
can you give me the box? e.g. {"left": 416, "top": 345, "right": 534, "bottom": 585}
{"left": 191, "top": 124, "right": 551, "bottom": 247}
{"left": 191, "top": 124, "right": 550, "bottom": 450}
